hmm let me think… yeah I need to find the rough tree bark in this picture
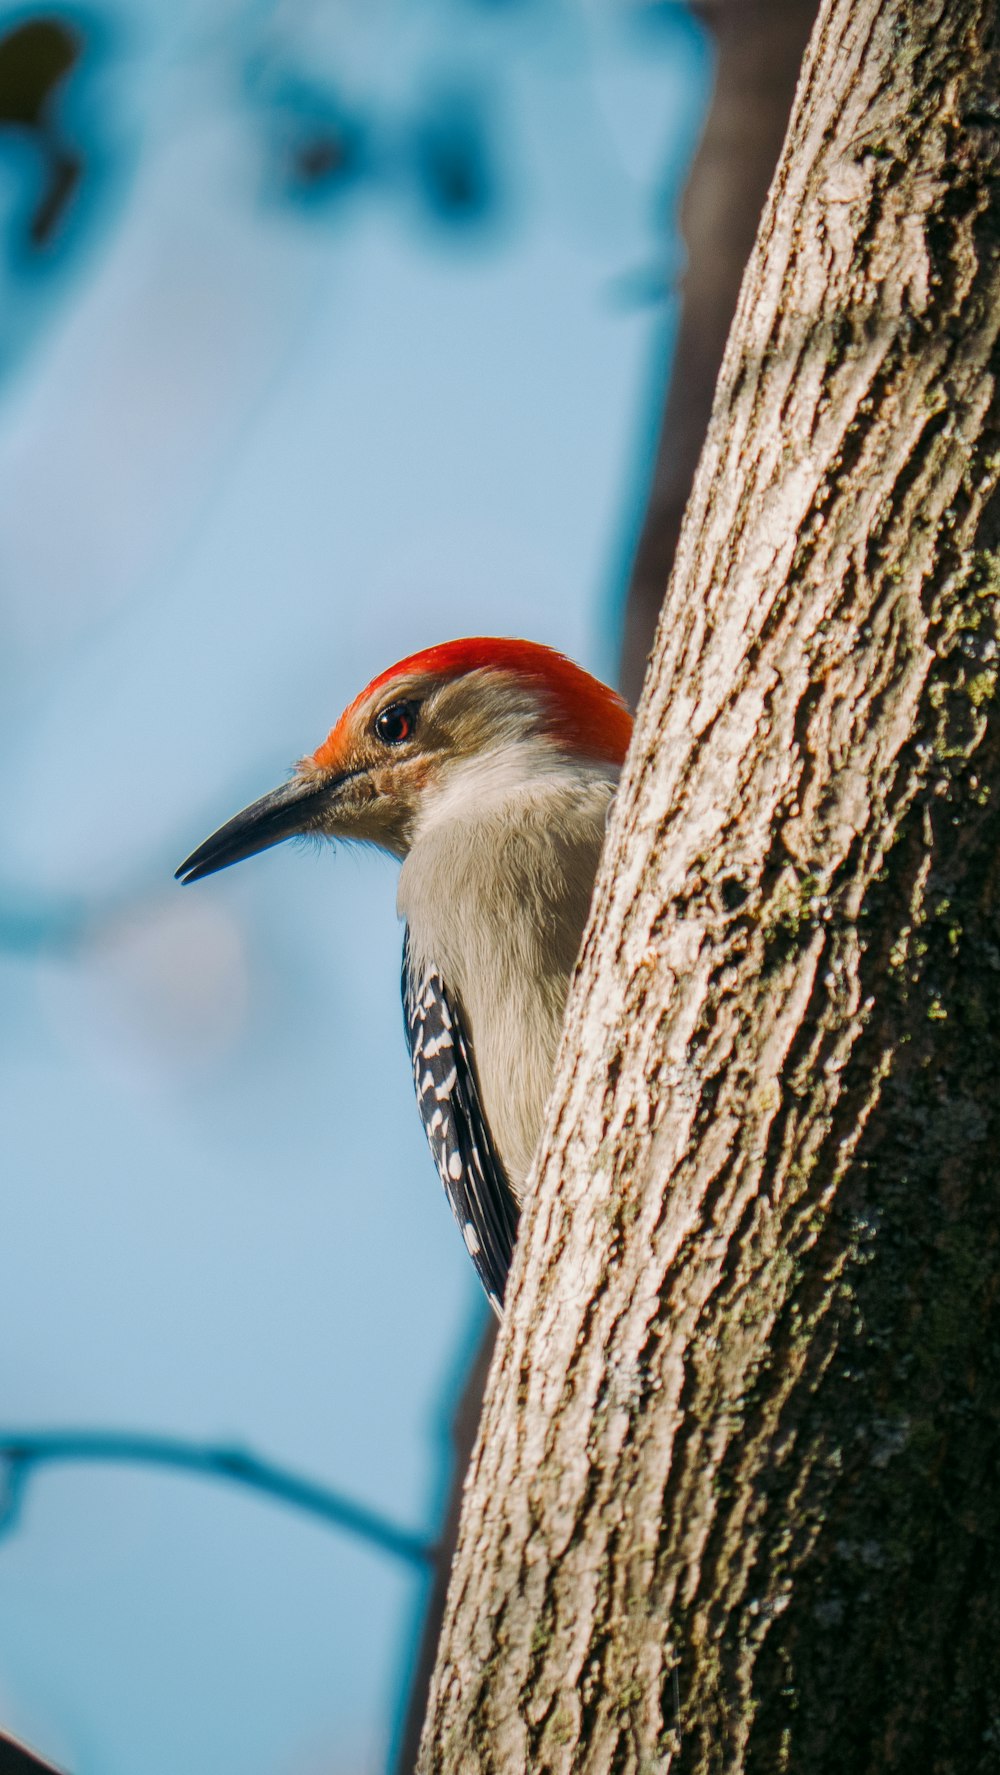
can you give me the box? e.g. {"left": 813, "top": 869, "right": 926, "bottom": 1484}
{"left": 419, "top": 1, "right": 1000, "bottom": 1770}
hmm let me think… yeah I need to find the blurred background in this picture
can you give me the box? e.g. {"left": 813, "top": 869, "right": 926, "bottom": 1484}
{"left": 0, "top": 1, "right": 814, "bottom": 1770}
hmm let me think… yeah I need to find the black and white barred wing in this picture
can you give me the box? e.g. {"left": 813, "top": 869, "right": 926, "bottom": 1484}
{"left": 402, "top": 932, "right": 519, "bottom": 1315}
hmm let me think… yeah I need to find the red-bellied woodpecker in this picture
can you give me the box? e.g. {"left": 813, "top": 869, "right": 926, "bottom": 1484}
{"left": 176, "top": 638, "right": 632, "bottom": 1313}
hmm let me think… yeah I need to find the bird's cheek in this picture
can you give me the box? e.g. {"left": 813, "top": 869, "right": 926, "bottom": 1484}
{"left": 348, "top": 764, "right": 424, "bottom": 852}
{"left": 329, "top": 772, "right": 380, "bottom": 826}
{"left": 320, "top": 771, "right": 395, "bottom": 846}
{"left": 365, "top": 766, "right": 398, "bottom": 805}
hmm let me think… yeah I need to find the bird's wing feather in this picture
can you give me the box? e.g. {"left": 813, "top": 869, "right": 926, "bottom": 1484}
{"left": 402, "top": 930, "right": 519, "bottom": 1315}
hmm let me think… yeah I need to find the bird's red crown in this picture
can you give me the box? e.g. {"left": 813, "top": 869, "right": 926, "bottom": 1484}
{"left": 310, "top": 637, "right": 633, "bottom": 773}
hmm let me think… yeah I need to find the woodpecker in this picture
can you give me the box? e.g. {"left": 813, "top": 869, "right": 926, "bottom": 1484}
{"left": 176, "top": 638, "right": 632, "bottom": 1314}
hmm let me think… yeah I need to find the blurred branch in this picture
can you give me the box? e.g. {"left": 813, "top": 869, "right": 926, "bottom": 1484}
{"left": 619, "top": 0, "right": 818, "bottom": 703}
{"left": 0, "top": 1430, "right": 436, "bottom": 1569}
{"left": 0, "top": 16, "right": 83, "bottom": 249}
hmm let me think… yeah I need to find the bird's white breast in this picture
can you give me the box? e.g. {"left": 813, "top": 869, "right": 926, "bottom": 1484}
{"left": 397, "top": 748, "right": 616, "bottom": 1197}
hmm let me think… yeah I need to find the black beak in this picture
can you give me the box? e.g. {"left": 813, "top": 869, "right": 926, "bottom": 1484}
{"left": 175, "top": 775, "right": 338, "bottom": 885}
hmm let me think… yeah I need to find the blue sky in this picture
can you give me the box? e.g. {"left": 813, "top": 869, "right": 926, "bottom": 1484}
{"left": 0, "top": 3, "right": 710, "bottom": 1769}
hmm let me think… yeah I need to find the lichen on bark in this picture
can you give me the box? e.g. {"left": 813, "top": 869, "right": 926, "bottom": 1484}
{"left": 419, "top": 2, "right": 1000, "bottom": 1771}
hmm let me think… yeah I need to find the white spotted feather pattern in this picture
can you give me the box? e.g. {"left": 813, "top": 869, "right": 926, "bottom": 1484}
{"left": 402, "top": 930, "right": 519, "bottom": 1315}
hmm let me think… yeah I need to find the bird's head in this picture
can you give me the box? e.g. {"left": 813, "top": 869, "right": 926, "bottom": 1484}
{"left": 176, "top": 637, "right": 632, "bottom": 884}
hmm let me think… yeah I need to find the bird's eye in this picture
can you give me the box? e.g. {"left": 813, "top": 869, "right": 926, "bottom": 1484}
{"left": 374, "top": 701, "right": 418, "bottom": 746}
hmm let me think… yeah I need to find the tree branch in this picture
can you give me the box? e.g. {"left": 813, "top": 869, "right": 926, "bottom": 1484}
{"left": 0, "top": 1431, "right": 435, "bottom": 1569}
{"left": 620, "top": 0, "right": 817, "bottom": 705}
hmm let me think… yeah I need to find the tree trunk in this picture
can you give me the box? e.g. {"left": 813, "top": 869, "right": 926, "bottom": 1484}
{"left": 418, "top": 0, "right": 1000, "bottom": 1770}
{"left": 620, "top": 0, "right": 818, "bottom": 706}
